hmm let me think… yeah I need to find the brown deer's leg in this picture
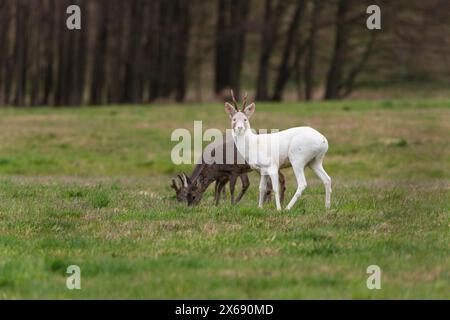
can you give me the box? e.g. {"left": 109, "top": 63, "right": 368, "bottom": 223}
{"left": 264, "top": 177, "right": 273, "bottom": 203}
{"left": 234, "top": 173, "right": 250, "bottom": 204}
{"left": 214, "top": 180, "right": 218, "bottom": 194}
{"left": 264, "top": 171, "right": 285, "bottom": 203}
{"left": 278, "top": 171, "right": 286, "bottom": 204}
{"left": 229, "top": 175, "right": 237, "bottom": 204}
{"left": 222, "top": 184, "right": 227, "bottom": 200}
{"left": 214, "top": 180, "right": 221, "bottom": 205}
{"left": 216, "top": 180, "right": 227, "bottom": 206}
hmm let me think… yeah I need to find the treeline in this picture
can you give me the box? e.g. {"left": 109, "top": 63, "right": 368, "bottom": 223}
{"left": 0, "top": 0, "right": 449, "bottom": 106}
{"left": 0, "top": 0, "right": 190, "bottom": 106}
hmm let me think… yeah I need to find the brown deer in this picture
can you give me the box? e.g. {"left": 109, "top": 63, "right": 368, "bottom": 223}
{"left": 171, "top": 138, "right": 286, "bottom": 206}
{"left": 171, "top": 168, "right": 234, "bottom": 204}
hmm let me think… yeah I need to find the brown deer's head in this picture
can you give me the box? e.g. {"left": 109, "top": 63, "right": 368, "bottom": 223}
{"left": 170, "top": 174, "right": 190, "bottom": 202}
{"left": 186, "top": 177, "right": 205, "bottom": 206}
{"left": 171, "top": 173, "right": 206, "bottom": 206}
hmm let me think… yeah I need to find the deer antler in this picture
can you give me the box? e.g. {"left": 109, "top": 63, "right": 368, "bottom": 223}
{"left": 177, "top": 174, "right": 187, "bottom": 188}
{"left": 171, "top": 178, "right": 179, "bottom": 191}
{"left": 230, "top": 89, "right": 239, "bottom": 111}
{"left": 229, "top": 90, "right": 250, "bottom": 111}
{"left": 241, "top": 91, "right": 248, "bottom": 110}
{"left": 181, "top": 173, "right": 189, "bottom": 188}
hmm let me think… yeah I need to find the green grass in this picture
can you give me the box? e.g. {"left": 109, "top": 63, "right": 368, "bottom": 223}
{"left": 0, "top": 100, "right": 449, "bottom": 299}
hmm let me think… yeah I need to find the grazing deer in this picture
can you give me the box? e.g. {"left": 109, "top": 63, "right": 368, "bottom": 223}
{"left": 171, "top": 174, "right": 190, "bottom": 202}
{"left": 225, "top": 91, "right": 331, "bottom": 211}
{"left": 171, "top": 139, "right": 286, "bottom": 206}
{"left": 171, "top": 168, "right": 246, "bottom": 205}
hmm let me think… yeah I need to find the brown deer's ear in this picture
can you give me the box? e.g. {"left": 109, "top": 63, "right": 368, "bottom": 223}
{"left": 225, "top": 102, "right": 237, "bottom": 118}
{"left": 243, "top": 103, "right": 255, "bottom": 118}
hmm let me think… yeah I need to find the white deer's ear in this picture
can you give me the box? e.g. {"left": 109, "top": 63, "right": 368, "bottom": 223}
{"left": 225, "top": 102, "right": 236, "bottom": 118}
{"left": 243, "top": 103, "right": 255, "bottom": 118}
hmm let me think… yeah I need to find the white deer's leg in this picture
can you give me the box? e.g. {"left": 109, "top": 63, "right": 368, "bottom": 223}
{"left": 310, "top": 158, "right": 332, "bottom": 209}
{"left": 258, "top": 174, "right": 268, "bottom": 208}
{"left": 269, "top": 172, "right": 281, "bottom": 211}
{"left": 286, "top": 166, "right": 307, "bottom": 210}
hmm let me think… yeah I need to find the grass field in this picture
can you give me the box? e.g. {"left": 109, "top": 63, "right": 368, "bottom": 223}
{"left": 0, "top": 100, "right": 448, "bottom": 299}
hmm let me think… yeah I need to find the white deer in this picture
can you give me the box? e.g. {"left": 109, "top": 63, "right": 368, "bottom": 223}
{"left": 225, "top": 92, "right": 331, "bottom": 211}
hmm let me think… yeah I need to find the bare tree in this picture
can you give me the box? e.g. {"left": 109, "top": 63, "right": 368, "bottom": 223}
{"left": 324, "top": 0, "right": 349, "bottom": 100}
{"left": 272, "top": 0, "right": 306, "bottom": 101}
{"left": 255, "top": 0, "right": 288, "bottom": 101}
{"left": 214, "top": 0, "right": 250, "bottom": 96}
{"left": 324, "top": 0, "right": 378, "bottom": 99}
{"left": 304, "top": 0, "right": 322, "bottom": 101}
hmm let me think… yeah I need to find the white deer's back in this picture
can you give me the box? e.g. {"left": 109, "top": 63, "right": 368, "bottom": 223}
{"left": 234, "top": 126, "right": 328, "bottom": 172}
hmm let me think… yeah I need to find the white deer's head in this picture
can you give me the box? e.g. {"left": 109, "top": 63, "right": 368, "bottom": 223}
{"left": 224, "top": 90, "right": 255, "bottom": 136}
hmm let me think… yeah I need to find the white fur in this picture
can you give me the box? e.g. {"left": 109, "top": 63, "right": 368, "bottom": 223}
{"left": 225, "top": 102, "right": 332, "bottom": 211}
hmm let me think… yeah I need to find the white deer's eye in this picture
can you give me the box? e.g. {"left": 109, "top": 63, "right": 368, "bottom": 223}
{"left": 233, "top": 119, "right": 236, "bottom": 122}
{"left": 244, "top": 119, "right": 247, "bottom": 122}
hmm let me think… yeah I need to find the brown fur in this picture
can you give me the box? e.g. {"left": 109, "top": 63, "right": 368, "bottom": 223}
{"left": 171, "top": 139, "right": 286, "bottom": 206}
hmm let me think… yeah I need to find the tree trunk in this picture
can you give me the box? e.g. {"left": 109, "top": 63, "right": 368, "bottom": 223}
{"left": 89, "top": 0, "right": 108, "bottom": 105}
{"left": 304, "top": 0, "right": 321, "bottom": 101}
{"left": 0, "top": 1, "right": 10, "bottom": 105}
{"left": 229, "top": 0, "right": 250, "bottom": 95}
{"left": 340, "top": 32, "right": 377, "bottom": 97}
{"left": 256, "top": 0, "right": 287, "bottom": 101}
{"left": 214, "top": 0, "right": 230, "bottom": 94}
{"left": 42, "top": 0, "right": 55, "bottom": 106}
{"left": 324, "top": 0, "right": 349, "bottom": 100}
{"left": 272, "top": 0, "right": 306, "bottom": 101}
{"left": 12, "top": 0, "right": 28, "bottom": 106}
{"left": 214, "top": 0, "right": 250, "bottom": 96}
{"left": 174, "top": 1, "right": 191, "bottom": 102}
